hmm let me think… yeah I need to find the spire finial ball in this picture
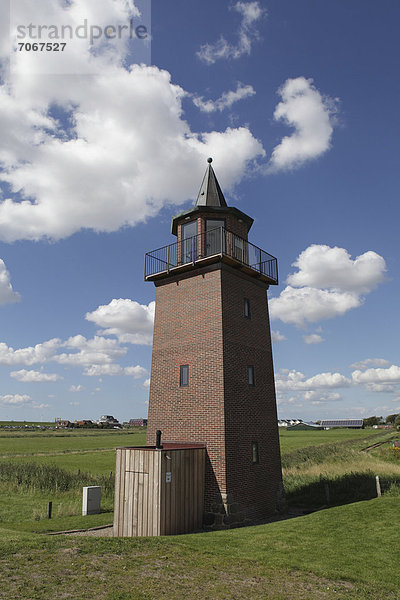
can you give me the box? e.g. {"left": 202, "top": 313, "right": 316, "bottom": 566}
{"left": 207, "top": 157, "right": 213, "bottom": 163}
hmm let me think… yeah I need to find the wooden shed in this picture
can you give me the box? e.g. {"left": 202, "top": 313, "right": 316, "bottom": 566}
{"left": 113, "top": 443, "right": 206, "bottom": 537}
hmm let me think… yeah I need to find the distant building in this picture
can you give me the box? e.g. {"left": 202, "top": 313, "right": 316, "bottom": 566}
{"left": 98, "top": 415, "right": 120, "bottom": 426}
{"left": 76, "top": 419, "right": 94, "bottom": 427}
{"left": 287, "top": 422, "right": 323, "bottom": 431}
{"left": 278, "top": 419, "right": 303, "bottom": 427}
{"left": 320, "top": 419, "right": 364, "bottom": 429}
{"left": 129, "top": 418, "right": 148, "bottom": 427}
{"left": 55, "top": 419, "right": 71, "bottom": 428}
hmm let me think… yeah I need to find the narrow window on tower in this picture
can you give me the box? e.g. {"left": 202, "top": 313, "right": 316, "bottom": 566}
{"left": 244, "top": 297, "right": 251, "bottom": 318}
{"left": 248, "top": 365, "right": 255, "bottom": 387}
{"left": 180, "top": 365, "right": 189, "bottom": 387}
{"left": 252, "top": 441, "right": 259, "bottom": 464}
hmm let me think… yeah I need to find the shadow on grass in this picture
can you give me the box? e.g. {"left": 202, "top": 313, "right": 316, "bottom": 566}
{"left": 285, "top": 471, "right": 400, "bottom": 509}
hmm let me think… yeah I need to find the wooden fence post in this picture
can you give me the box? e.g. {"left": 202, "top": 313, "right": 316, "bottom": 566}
{"left": 376, "top": 475, "right": 382, "bottom": 498}
{"left": 324, "top": 483, "right": 330, "bottom": 505}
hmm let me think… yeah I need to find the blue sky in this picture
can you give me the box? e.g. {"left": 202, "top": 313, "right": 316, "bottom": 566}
{"left": 0, "top": 0, "right": 399, "bottom": 422}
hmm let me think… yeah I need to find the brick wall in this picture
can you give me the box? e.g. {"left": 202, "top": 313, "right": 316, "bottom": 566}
{"left": 146, "top": 260, "right": 283, "bottom": 523}
{"left": 221, "top": 267, "right": 283, "bottom": 520}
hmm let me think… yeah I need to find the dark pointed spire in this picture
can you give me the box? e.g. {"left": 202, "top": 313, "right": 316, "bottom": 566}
{"left": 196, "top": 158, "right": 227, "bottom": 207}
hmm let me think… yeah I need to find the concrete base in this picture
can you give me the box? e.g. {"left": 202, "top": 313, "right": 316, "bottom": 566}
{"left": 203, "top": 486, "right": 287, "bottom": 530}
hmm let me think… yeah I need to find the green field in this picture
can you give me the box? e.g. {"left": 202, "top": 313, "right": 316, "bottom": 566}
{"left": 0, "top": 421, "right": 54, "bottom": 427}
{"left": 0, "top": 427, "right": 399, "bottom": 599}
{"left": 278, "top": 426, "right": 383, "bottom": 453}
{"left": 0, "top": 429, "right": 147, "bottom": 456}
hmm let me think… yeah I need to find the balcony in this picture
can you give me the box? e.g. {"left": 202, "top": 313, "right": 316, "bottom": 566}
{"left": 144, "top": 227, "right": 278, "bottom": 285}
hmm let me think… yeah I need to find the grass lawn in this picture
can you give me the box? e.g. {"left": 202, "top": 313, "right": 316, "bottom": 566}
{"left": 1, "top": 427, "right": 399, "bottom": 599}
{"left": 0, "top": 428, "right": 146, "bottom": 457}
{"left": 8, "top": 449, "right": 118, "bottom": 476}
{"left": 278, "top": 427, "right": 388, "bottom": 453}
{"left": 0, "top": 498, "right": 398, "bottom": 599}
{"left": 0, "top": 421, "right": 53, "bottom": 427}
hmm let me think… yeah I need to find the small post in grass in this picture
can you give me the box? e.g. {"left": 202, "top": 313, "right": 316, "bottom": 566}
{"left": 324, "top": 483, "right": 330, "bottom": 505}
{"left": 82, "top": 486, "right": 101, "bottom": 515}
{"left": 48, "top": 501, "right": 52, "bottom": 519}
{"left": 376, "top": 475, "right": 382, "bottom": 498}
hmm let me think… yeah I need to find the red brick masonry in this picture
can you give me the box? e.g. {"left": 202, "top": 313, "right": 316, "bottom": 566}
{"left": 147, "top": 259, "right": 284, "bottom": 528}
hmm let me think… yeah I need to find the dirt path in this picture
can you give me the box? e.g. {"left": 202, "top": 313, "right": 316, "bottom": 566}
{"left": 360, "top": 436, "right": 397, "bottom": 452}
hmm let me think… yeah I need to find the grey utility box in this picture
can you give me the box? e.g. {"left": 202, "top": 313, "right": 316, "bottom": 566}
{"left": 82, "top": 485, "right": 101, "bottom": 516}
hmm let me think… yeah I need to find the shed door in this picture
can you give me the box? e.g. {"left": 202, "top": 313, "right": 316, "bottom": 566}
{"left": 124, "top": 471, "right": 150, "bottom": 536}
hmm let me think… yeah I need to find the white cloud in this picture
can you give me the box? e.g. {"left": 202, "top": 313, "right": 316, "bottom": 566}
{"left": 276, "top": 369, "right": 351, "bottom": 393}
{"left": 193, "top": 83, "right": 255, "bottom": 113}
{"left": 0, "top": 334, "right": 129, "bottom": 374}
{"left": 304, "top": 390, "right": 342, "bottom": 403}
{"left": 0, "top": 338, "right": 61, "bottom": 366}
{"left": 69, "top": 384, "right": 85, "bottom": 392}
{"left": 270, "top": 244, "right": 386, "bottom": 327}
{"left": 86, "top": 299, "right": 155, "bottom": 345}
{"left": 287, "top": 245, "right": 386, "bottom": 294}
{"left": 0, "top": 259, "right": 20, "bottom": 305}
{"left": 303, "top": 334, "right": 324, "bottom": 345}
{"left": 366, "top": 384, "right": 397, "bottom": 393}
{"left": 0, "top": 0, "right": 265, "bottom": 242}
{"left": 197, "top": 1, "right": 266, "bottom": 64}
{"left": 268, "top": 77, "right": 338, "bottom": 172}
{"left": 142, "top": 378, "right": 150, "bottom": 389}
{"left": 0, "top": 393, "right": 47, "bottom": 409}
{"left": 271, "top": 330, "right": 286, "bottom": 343}
{"left": 56, "top": 335, "right": 127, "bottom": 366}
{"left": 352, "top": 365, "right": 400, "bottom": 386}
{"left": 10, "top": 369, "right": 62, "bottom": 383}
{"left": 0, "top": 393, "right": 32, "bottom": 406}
{"left": 124, "top": 365, "right": 148, "bottom": 378}
{"left": 350, "top": 358, "right": 391, "bottom": 370}
{"left": 270, "top": 285, "right": 361, "bottom": 327}
{"left": 69, "top": 401, "right": 80, "bottom": 406}
{"left": 83, "top": 364, "right": 147, "bottom": 377}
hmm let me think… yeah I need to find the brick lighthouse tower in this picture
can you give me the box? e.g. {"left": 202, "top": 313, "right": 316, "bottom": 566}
{"left": 145, "top": 158, "right": 284, "bottom": 527}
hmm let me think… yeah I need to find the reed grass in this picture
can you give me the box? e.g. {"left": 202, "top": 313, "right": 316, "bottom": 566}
{"left": 0, "top": 461, "right": 114, "bottom": 494}
{"left": 282, "top": 431, "right": 400, "bottom": 507}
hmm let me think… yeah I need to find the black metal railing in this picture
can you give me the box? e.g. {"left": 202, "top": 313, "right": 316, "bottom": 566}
{"left": 144, "top": 227, "right": 278, "bottom": 284}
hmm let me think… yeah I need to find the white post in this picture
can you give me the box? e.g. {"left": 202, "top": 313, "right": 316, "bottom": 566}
{"left": 375, "top": 475, "right": 382, "bottom": 498}
{"left": 82, "top": 486, "right": 101, "bottom": 515}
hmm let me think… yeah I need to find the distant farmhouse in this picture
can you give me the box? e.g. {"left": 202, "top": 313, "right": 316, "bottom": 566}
{"left": 55, "top": 419, "right": 71, "bottom": 428}
{"left": 278, "top": 419, "right": 303, "bottom": 427}
{"left": 76, "top": 419, "right": 94, "bottom": 427}
{"left": 97, "top": 415, "right": 121, "bottom": 427}
{"left": 287, "top": 422, "right": 323, "bottom": 431}
{"left": 128, "top": 418, "right": 148, "bottom": 427}
{"left": 320, "top": 419, "right": 364, "bottom": 429}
